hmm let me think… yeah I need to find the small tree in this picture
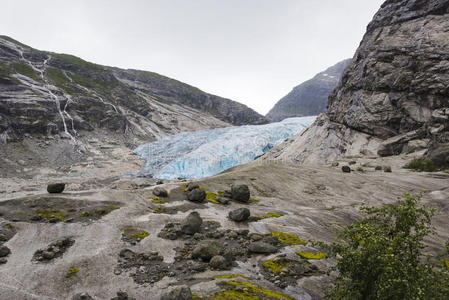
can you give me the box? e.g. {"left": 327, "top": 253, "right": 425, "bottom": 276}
{"left": 326, "top": 193, "right": 449, "bottom": 300}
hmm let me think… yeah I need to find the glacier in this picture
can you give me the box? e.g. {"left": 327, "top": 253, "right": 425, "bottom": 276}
{"left": 133, "top": 116, "right": 316, "bottom": 179}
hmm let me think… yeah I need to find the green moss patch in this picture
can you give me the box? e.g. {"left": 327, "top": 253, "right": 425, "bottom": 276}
{"left": 65, "top": 267, "right": 80, "bottom": 278}
{"left": 404, "top": 158, "right": 437, "bottom": 172}
{"left": 11, "top": 62, "right": 42, "bottom": 82}
{"left": 296, "top": 251, "right": 327, "bottom": 260}
{"left": 271, "top": 231, "right": 307, "bottom": 245}
{"left": 442, "top": 259, "right": 449, "bottom": 269}
{"left": 46, "top": 67, "right": 75, "bottom": 94}
{"left": 34, "top": 209, "right": 67, "bottom": 220}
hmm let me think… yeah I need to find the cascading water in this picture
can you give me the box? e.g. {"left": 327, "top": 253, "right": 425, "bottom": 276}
{"left": 133, "top": 116, "right": 316, "bottom": 179}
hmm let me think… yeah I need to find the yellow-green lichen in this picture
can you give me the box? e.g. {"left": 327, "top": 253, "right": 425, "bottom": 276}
{"left": 214, "top": 274, "right": 251, "bottom": 280}
{"left": 206, "top": 192, "right": 220, "bottom": 204}
{"left": 248, "top": 198, "right": 260, "bottom": 203}
{"left": 198, "top": 185, "right": 206, "bottom": 191}
{"left": 151, "top": 197, "right": 166, "bottom": 204}
{"left": 192, "top": 292, "right": 200, "bottom": 300}
{"left": 296, "top": 251, "right": 327, "bottom": 259}
{"left": 249, "top": 213, "right": 283, "bottom": 222}
{"left": 80, "top": 212, "right": 92, "bottom": 217}
{"left": 442, "top": 259, "right": 449, "bottom": 269}
{"left": 180, "top": 183, "right": 188, "bottom": 192}
{"left": 217, "top": 191, "right": 225, "bottom": 197}
{"left": 123, "top": 228, "right": 150, "bottom": 240}
{"left": 65, "top": 267, "right": 80, "bottom": 278}
{"left": 271, "top": 231, "right": 307, "bottom": 245}
{"left": 209, "top": 280, "right": 296, "bottom": 300}
{"left": 262, "top": 259, "right": 288, "bottom": 274}
{"left": 154, "top": 206, "right": 167, "bottom": 213}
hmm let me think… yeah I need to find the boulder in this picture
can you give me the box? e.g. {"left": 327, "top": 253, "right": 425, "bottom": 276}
{"left": 181, "top": 212, "right": 203, "bottom": 235}
{"left": 231, "top": 184, "right": 250, "bottom": 202}
{"left": 248, "top": 242, "right": 278, "bottom": 254}
{"left": 228, "top": 208, "right": 250, "bottom": 222}
{"left": 383, "top": 166, "right": 392, "bottom": 173}
{"left": 209, "top": 255, "right": 228, "bottom": 270}
{"left": 72, "top": 293, "right": 94, "bottom": 300}
{"left": 0, "top": 246, "right": 11, "bottom": 257}
{"left": 215, "top": 197, "right": 229, "bottom": 205}
{"left": 187, "top": 188, "right": 206, "bottom": 203}
{"left": 427, "top": 143, "right": 449, "bottom": 169}
{"left": 341, "top": 166, "right": 351, "bottom": 173}
{"left": 47, "top": 183, "right": 65, "bottom": 194}
{"left": 186, "top": 183, "right": 199, "bottom": 192}
{"left": 153, "top": 187, "right": 168, "bottom": 198}
{"left": 191, "top": 240, "right": 222, "bottom": 261}
{"left": 111, "top": 292, "right": 136, "bottom": 300}
{"left": 161, "top": 286, "right": 193, "bottom": 300}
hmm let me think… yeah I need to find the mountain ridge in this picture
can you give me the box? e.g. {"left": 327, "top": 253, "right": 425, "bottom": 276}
{"left": 266, "top": 59, "right": 351, "bottom": 122}
{"left": 0, "top": 35, "right": 268, "bottom": 144}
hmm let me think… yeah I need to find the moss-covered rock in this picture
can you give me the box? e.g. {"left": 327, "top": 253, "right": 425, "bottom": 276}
{"left": 271, "top": 231, "right": 307, "bottom": 245}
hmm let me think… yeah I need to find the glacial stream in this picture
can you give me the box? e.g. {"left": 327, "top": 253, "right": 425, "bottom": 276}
{"left": 133, "top": 116, "right": 316, "bottom": 179}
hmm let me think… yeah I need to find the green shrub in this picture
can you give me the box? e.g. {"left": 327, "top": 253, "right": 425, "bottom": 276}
{"left": 404, "top": 158, "right": 437, "bottom": 172}
{"left": 324, "top": 193, "right": 449, "bottom": 299}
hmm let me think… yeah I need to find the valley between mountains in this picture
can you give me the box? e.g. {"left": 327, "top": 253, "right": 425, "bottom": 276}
{"left": 1, "top": 0, "right": 449, "bottom": 299}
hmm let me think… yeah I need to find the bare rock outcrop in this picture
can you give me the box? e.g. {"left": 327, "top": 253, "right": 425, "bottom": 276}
{"left": 264, "top": 0, "right": 449, "bottom": 164}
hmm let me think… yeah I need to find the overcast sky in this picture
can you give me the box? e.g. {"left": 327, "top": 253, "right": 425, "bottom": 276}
{"left": 1, "top": 0, "right": 384, "bottom": 115}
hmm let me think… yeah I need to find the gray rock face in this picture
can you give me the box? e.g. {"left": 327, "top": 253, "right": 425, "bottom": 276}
{"left": 161, "top": 286, "right": 193, "bottom": 300}
{"left": 266, "top": 59, "right": 351, "bottom": 122}
{"left": 231, "top": 184, "right": 250, "bottom": 202}
{"left": 181, "top": 212, "right": 203, "bottom": 235}
{"left": 262, "top": 0, "right": 449, "bottom": 164}
{"left": 327, "top": 0, "right": 449, "bottom": 144}
{"left": 47, "top": 183, "right": 65, "bottom": 193}
{"left": 228, "top": 208, "right": 250, "bottom": 222}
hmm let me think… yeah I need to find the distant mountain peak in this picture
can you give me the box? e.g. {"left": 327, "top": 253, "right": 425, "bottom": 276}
{"left": 266, "top": 59, "right": 351, "bottom": 122}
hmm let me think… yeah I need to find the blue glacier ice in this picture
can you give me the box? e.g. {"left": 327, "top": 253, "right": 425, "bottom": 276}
{"left": 133, "top": 116, "right": 316, "bottom": 179}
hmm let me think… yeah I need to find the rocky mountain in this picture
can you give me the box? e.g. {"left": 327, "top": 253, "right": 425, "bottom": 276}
{"left": 263, "top": 0, "right": 449, "bottom": 166}
{"left": 0, "top": 36, "right": 268, "bottom": 175}
{"left": 0, "top": 35, "right": 267, "bottom": 145}
{"left": 266, "top": 59, "right": 351, "bottom": 122}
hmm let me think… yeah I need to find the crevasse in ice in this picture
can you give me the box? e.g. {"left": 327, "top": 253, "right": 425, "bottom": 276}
{"left": 133, "top": 116, "right": 316, "bottom": 179}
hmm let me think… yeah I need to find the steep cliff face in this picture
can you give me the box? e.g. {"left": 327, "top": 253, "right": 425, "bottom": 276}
{"left": 264, "top": 0, "right": 449, "bottom": 164}
{"left": 0, "top": 36, "right": 268, "bottom": 145}
{"left": 266, "top": 59, "right": 350, "bottom": 122}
